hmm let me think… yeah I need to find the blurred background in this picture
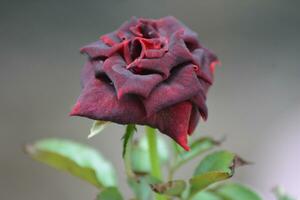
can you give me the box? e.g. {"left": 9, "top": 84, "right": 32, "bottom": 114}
{"left": 1, "top": 0, "right": 300, "bottom": 199}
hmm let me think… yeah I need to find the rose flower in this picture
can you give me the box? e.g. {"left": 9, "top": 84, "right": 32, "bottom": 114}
{"left": 70, "top": 16, "right": 218, "bottom": 150}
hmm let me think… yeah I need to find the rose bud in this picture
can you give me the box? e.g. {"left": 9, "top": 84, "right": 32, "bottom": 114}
{"left": 70, "top": 16, "right": 218, "bottom": 151}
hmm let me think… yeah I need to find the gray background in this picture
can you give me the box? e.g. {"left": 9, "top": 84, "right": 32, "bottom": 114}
{"left": 1, "top": 0, "right": 300, "bottom": 199}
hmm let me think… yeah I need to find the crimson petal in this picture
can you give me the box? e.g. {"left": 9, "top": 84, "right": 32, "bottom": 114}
{"left": 102, "top": 55, "right": 163, "bottom": 98}
{"left": 127, "top": 30, "right": 193, "bottom": 78}
{"left": 191, "top": 92, "right": 208, "bottom": 120}
{"left": 188, "top": 105, "right": 200, "bottom": 135}
{"left": 70, "top": 78, "right": 146, "bottom": 124}
{"left": 147, "top": 101, "right": 193, "bottom": 151}
{"left": 192, "top": 48, "right": 218, "bottom": 84}
{"left": 142, "top": 64, "right": 202, "bottom": 116}
{"left": 80, "top": 60, "right": 96, "bottom": 88}
{"left": 80, "top": 40, "right": 123, "bottom": 59}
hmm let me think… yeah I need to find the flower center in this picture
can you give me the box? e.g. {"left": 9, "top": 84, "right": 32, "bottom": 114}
{"left": 130, "top": 39, "right": 143, "bottom": 61}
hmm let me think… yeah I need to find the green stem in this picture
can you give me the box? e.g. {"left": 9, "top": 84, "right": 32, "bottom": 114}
{"left": 145, "top": 126, "right": 167, "bottom": 200}
{"left": 146, "top": 127, "right": 162, "bottom": 179}
{"left": 124, "top": 130, "right": 134, "bottom": 178}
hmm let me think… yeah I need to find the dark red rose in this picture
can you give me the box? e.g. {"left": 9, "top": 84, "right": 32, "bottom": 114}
{"left": 70, "top": 16, "right": 218, "bottom": 150}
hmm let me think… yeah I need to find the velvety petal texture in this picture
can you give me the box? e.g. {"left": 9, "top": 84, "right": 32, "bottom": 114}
{"left": 71, "top": 16, "right": 218, "bottom": 150}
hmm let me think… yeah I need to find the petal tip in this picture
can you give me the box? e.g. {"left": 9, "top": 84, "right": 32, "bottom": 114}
{"left": 176, "top": 134, "right": 190, "bottom": 151}
{"left": 182, "top": 145, "right": 190, "bottom": 151}
{"left": 79, "top": 46, "right": 88, "bottom": 54}
{"left": 69, "top": 102, "right": 81, "bottom": 116}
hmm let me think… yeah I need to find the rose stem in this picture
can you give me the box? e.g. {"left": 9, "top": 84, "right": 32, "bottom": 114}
{"left": 145, "top": 126, "right": 167, "bottom": 200}
{"left": 124, "top": 129, "right": 134, "bottom": 178}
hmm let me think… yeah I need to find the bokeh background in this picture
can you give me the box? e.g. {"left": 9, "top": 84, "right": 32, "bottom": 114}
{"left": 1, "top": 0, "right": 300, "bottom": 199}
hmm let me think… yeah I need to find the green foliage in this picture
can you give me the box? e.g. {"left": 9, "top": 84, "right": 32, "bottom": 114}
{"left": 25, "top": 138, "right": 116, "bottom": 189}
{"left": 122, "top": 124, "right": 137, "bottom": 157}
{"left": 26, "top": 129, "right": 268, "bottom": 200}
{"left": 194, "top": 151, "right": 234, "bottom": 175}
{"left": 89, "top": 120, "right": 108, "bottom": 138}
{"left": 191, "top": 191, "right": 222, "bottom": 200}
{"left": 150, "top": 180, "right": 187, "bottom": 197}
{"left": 191, "top": 183, "right": 262, "bottom": 200}
{"left": 130, "top": 134, "right": 169, "bottom": 174}
{"left": 97, "top": 187, "right": 123, "bottom": 200}
{"left": 128, "top": 175, "right": 161, "bottom": 200}
{"left": 189, "top": 151, "right": 248, "bottom": 196}
{"left": 128, "top": 178, "right": 152, "bottom": 200}
{"left": 214, "top": 183, "right": 262, "bottom": 200}
{"left": 173, "top": 137, "right": 220, "bottom": 171}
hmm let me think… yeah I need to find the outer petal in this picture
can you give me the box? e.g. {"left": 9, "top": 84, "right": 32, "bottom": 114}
{"left": 80, "top": 60, "right": 96, "bottom": 88}
{"left": 192, "top": 48, "right": 218, "bottom": 84}
{"left": 199, "top": 79, "right": 211, "bottom": 95}
{"left": 158, "top": 16, "right": 202, "bottom": 51}
{"left": 191, "top": 92, "right": 208, "bottom": 120}
{"left": 182, "top": 29, "right": 201, "bottom": 51}
{"left": 155, "top": 16, "right": 185, "bottom": 37}
{"left": 100, "top": 31, "right": 122, "bottom": 46}
{"left": 70, "top": 78, "right": 146, "bottom": 124}
{"left": 80, "top": 40, "right": 123, "bottom": 59}
{"left": 147, "top": 101, "right": 193, "bottom": 150}
{"left": 142, "top": 64, "right": 202, "bottom": 116}
{"left": 188, "top": 105, "right": 200, "bottom": 135}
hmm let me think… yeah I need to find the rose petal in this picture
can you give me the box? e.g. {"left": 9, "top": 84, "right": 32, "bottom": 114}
{"left": 70, "top": 78, "right": 146, "bottom": 124}
{"left": 100, "top": 31, "right": 121, "bottom": 46}
{"left": 142, "top": 64, "right": 202, "bottom": 116}
{"left": 80, "top": 60, "right": 96, "bottom": 88}
{"left": 188, "top": 105, "right": 200, "bottom": 135}
{"left": 191, "top": 92, "right": 208, "bottom": 120}
{"left": 144, "top": 49, "right": 166, "bottom": 58}
{"left": 182, "top": 29, "right": 201, "bottom": 51}
{"left": 102, "top": 55, "right": 163, "bottom": 98}
{"left": 80, "top": 40, "right": 123, "bottom": 59}
{"left": 127, "top": 30, "right": 193, "bottom": 77}
{"left": 148, "top": 101, "right": 193, "bottom": 150}
{"left": 155, "top": 16, "right": 185, "bottom": 37}
{"left": 116, "top": 17, "right": 139, "bottom": 40}
{"left": 130, "top": 20, "right": 159, "bottom": 38}
{"left": 192, "top": 48, "right": 218, "bottom": 84}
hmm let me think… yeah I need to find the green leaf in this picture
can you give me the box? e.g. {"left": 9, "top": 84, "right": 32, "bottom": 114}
{"left": 97, "top": 187, "right": 123, "bottom": 200}
{"left": 273, "top": 186, "right": 296, "bottom": 200}
{"left": 189, "top": 150, "right": 248, "bottom": 196}
{"left": 89, "top": 120, "right": 108, "bottom": 139}
{"left": 174, "top": 137, "right": 220, "bottom": 170}
{"left": 128, "top": 175, "right": 161, "bottom": 200}
{"left": 190, "top": 172, "right": 230, "bottom": 196}
{"left": 128, "top": 178, "right": 151, "bottom": 200}
{"left": 191, "top": 191, "right": 222, "bottom": 200}
{"left": 191, "top": 183, "right": 262, "bottom": 200}
{"left": 215, "top": 183, "right": 262, "bottom": 200}
{"left": 25, "top": 138, "right": 117, "bottom": 189}
{"left": 130, "top": 134, "right": 169, "bottom": 173}
{"left": 131, "top": 147, "right": 150, "bottom": 174}
{"left": 151, "top": 180, "right": 187, "bottom": 197}
{"left": 122, "top": 124, "right": 137, "bottom": 158}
